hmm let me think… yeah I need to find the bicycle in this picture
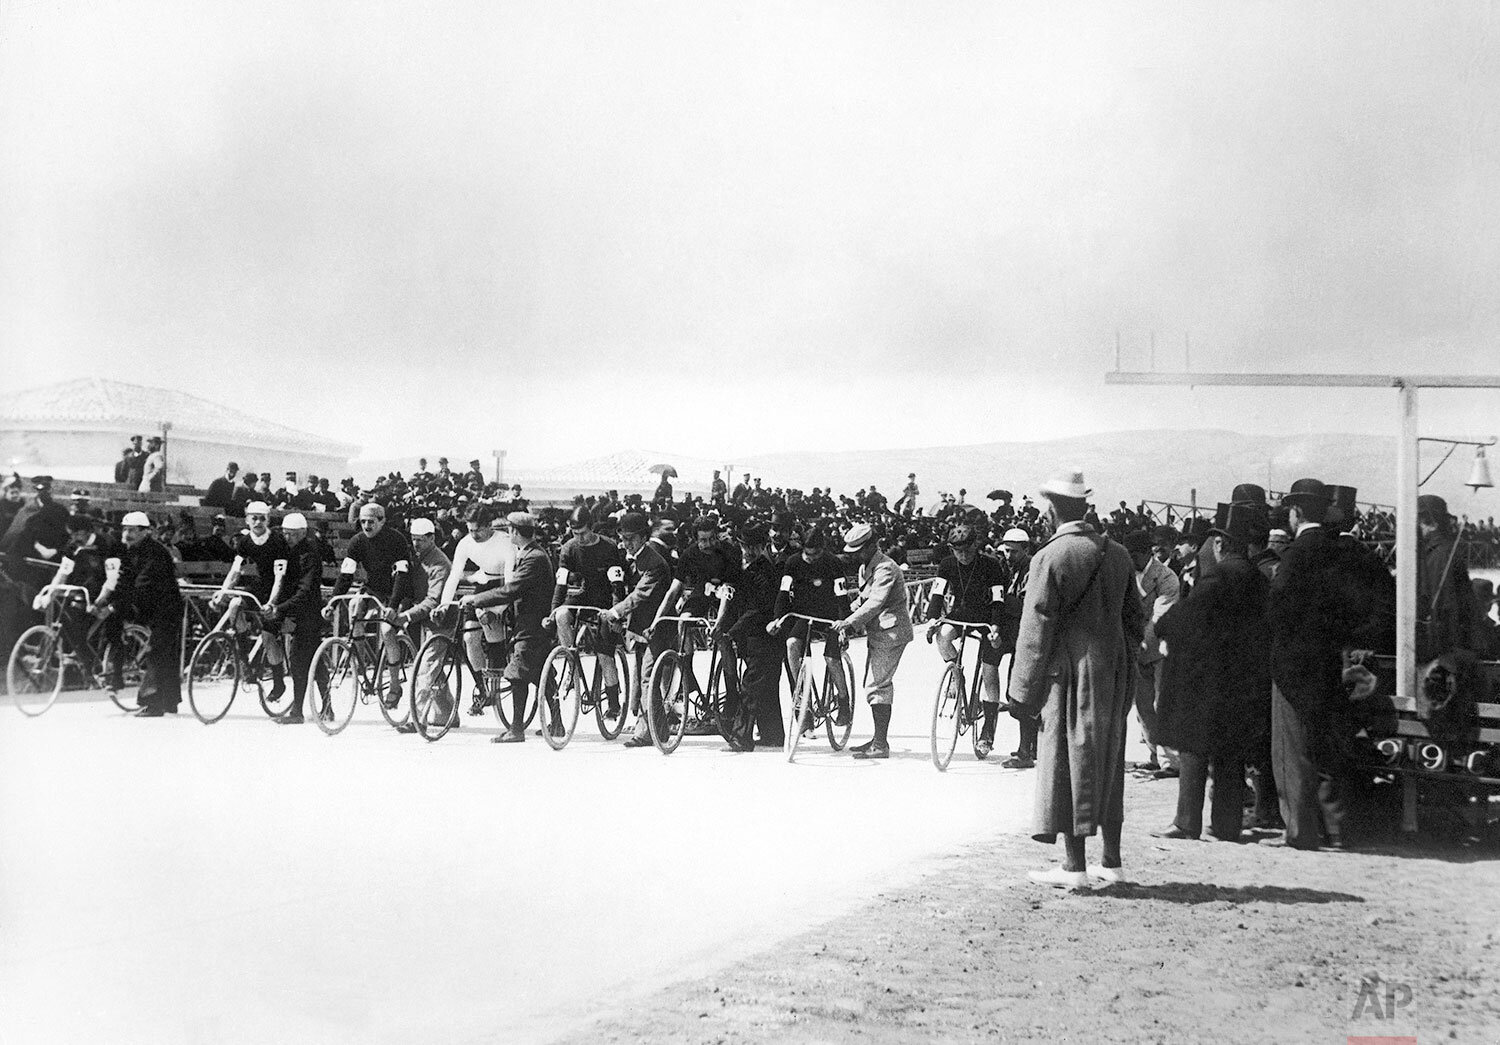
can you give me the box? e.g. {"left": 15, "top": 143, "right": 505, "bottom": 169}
{"left": 535, "top": 605, "right": 633, "bottom": 750}
{"left": 7, "top": 584, "right": 149, "bottom": 716}
{"left": 777, "top": 613, "right": 856, "bottom": 763}
{"left": 185, "top": 588, "right": 297, "bottom": 724}
{"left": 642, "top": 594, "right": 736, "bottom": 755}
{"left": 409, "top": 602, "right": 533, "bottom": 742}
{"left": 309, "top": 592, "right": 418, "bottom": 735}
{"left": 926, "top": 617, "right": 993, "bottom": 771}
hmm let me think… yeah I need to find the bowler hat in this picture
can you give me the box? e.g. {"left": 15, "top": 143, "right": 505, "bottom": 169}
{"left": 738, "top": 520, "right": 769, "bottom": 545}
{"left": 1230, "top": 483, "right": 1267, "bottom": 506}
{"left": 31, "top": 475, "right": 53, "bottom": 489}
{"left": 1122, "top": 530, "right": 1153, "bottom": 555}
{"left": 1417, "top": 494, "right": 1449, "bottom": 518}
{"left": 618, "top": 512, "right": 650, "bottom": 536}
{"left": 1280, "top": 477, "right": 1331, "bottom": 509}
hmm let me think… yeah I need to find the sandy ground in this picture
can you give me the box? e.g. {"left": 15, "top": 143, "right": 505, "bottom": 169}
{"left": 3, "top": 637, "right": 1497, "bottom": 1044}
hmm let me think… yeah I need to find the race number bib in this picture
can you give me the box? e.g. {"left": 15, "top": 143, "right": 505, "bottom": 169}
{"left": 555, "top": 567, "right": 571, "bottom": 585}
{"left": 393, "top": 560, "right": 410, "bottom": 573}
{"left": 58, "top": 557, "right": 76, "bottom": 578}
{"left": 833, "top": 577, "right": 850, "bottom": 597}
{"left": 339, "top": 557, "right": 358, "bottom": 575}
{"left": 273, "top": 559, "right": 288, "bottom": 577}
{"left": 779, "top": 574, "right": 793, "bottom": 592}
{"left": 929, "top": 577, "right": 948, "bottom": 596}
{"left": 105, "top": 558, "right": 122, "bottom": 580}
{"left": 607, "top": 566, "right": 625, "bottom": 583}
{"left": 990, "top": 585, "right": 1006, "bottom": 602}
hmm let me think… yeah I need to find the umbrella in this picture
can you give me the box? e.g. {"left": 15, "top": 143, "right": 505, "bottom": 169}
{"left": 987, "top": 489, "right": 1012, "bottom": 502}
{"left": 649, "top": 463, "right": 678, "bottom": 478}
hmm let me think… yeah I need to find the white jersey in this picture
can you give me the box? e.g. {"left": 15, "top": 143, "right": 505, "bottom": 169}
{"left": 440, "top": 531, "right": 516, "bottom": 604}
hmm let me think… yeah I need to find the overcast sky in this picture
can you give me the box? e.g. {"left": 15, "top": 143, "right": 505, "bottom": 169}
{"left": 2, "top": 0, "right": 1497, "bottom": 467}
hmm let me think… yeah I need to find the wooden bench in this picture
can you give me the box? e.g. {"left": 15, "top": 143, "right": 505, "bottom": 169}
{"left": 1353, "top": 653, "right": 1500, "bottom": 834}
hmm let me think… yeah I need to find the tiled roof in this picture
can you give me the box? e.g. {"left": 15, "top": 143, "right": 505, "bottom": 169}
{"left": 0, "top": 378, "right": 359, "bottom": 455}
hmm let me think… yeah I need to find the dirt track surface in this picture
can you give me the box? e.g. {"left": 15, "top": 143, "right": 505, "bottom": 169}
{"left": 559, "top": 776, "right": 1500, "bottom": 1045}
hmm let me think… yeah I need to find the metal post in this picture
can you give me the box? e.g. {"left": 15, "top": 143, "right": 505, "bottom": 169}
{"left": 1396, "top": 382, "right": 1418, "bottom": 700}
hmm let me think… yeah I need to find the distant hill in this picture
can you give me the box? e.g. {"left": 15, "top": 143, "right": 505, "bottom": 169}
{"left": 735, "top": 430, "right": 1495, "bottom": 518}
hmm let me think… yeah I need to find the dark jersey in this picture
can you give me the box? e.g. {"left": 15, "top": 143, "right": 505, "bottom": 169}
{"left": 675, "top": 542, "right": 742, "bottom": 616}
{"left": 338, "top": 526, "right": 424, "bottom": 609}
{"left": 60, "top": 538, "right": 114, "bottom": 598}
{"left": 774, "top": 552, "right": 849, "bottom": 623}
{"left": 233, "top": 531, "right": 292, "bottom": 604}
{"left": 927, "top": 553, "right": 1007, "bottom": 626}
{"left": 552, "top": 536, "right": 626, "bottom": 611}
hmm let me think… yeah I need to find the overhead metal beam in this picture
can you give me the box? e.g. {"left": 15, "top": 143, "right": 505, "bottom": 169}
{"left": 1105, "top": 371, "right": 1500, "bottom": 389}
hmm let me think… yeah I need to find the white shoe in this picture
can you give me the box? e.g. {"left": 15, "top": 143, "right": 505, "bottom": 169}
{"left": 1086, "top": 864, "right": 1126, "bottom": 885}
{"left": 1026, "top": 867, "right": 1089, "bottom": 891}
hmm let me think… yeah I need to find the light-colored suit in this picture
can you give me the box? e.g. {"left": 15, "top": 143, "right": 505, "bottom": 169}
{"left": 845, "top": 551, "right": 912, "bottom": 705}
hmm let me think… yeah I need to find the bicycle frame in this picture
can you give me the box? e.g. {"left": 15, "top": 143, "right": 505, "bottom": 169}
{"left": 927, "top": 617, "right": 992, "bottom": 771}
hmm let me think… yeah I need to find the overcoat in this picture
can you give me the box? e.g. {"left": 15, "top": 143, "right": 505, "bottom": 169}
{"left": 1008, "top": 521, "right": 1143, "bottom": 839}
{"left": 1154, "top": 551, "right": 1271, "bottom": 758}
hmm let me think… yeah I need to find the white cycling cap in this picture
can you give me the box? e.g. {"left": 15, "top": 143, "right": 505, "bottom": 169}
{"left": 1001, "top": 528, "right": 1031, "bottom": 545}
{"left": 281, "top": 513, "right": 308, "bottom": 530}
{"left": 121, "top": 511, "right": 151, "bottom": 527}
{"left": 408, "top": 517, "right": 436, "bottom": 536}
{"left": 245, "top": 501, "right": 271, "bottom": 515}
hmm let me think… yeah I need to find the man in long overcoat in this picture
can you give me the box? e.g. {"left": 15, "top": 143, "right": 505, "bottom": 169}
{"left": 98, "top": 511, "right": 184, "bottom": 716}
{"left": 1009, "top": 470, "right": 1143, "bottom": 890}
{"left": 1152, "top": 503, "right": 1271, "bottom": 843}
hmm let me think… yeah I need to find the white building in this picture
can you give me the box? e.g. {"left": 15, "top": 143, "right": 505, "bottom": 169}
{"left": 0, "top": 378, "right": 359, "bottom": 489}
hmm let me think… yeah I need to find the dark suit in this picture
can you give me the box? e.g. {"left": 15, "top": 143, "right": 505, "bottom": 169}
{"left": 202, "top": 477, "right": 237, "bottom": 509}
{"left": 269, "top": 536, "right": 325, "bottom": 716}
{"left": 724, "top": 554, "right": 783, "bottom": 748}
{"left": 471, "top": 540, "right": 556, "bottom": 685}
{"left": 116, "top": 536, "right": 184, "bottom": 712}
{"left": 1156, "top": 552, "right": 1271, "bottom": 840}
{"left": 1267, "top": 524, "right": 1354, "bottom": 848}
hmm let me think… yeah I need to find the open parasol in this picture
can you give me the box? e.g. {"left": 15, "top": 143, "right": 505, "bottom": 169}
{"left": 648, "top": 463, "right": 679, "bottom": 478}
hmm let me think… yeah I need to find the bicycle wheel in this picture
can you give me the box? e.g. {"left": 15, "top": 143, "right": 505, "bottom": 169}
{"left": 376, "top": 631, "right": 418, "bottom": 728}
{"left": 706, "top": 655, "right": 735, "bottom": 743}
{"left": 187, "top": 631, "right": 242, "bottom": 725}
{"left": 930, "top": 663, "right": 964, "bottom": 771}
{"left": 491, "top": 666, "right": 539, "bottom": 734}
{"left": 8, "top": 625, "right": 63, "bottom": 716}
{"left": 106, "top": 624, "right": 150, "bottom": 712}
{"left": 786, "top": 665, "right": 816, "bottom": 763}
{"left": 411, "top": 634, "right": 460, "bottom": 741}
{"left": 586, "top": 647, "right": 627, "bottom": 739}
{"left": 646, "top": 651, "right": 688, "bottom": 755}
{"left": 311, "top": 637, "right": 360, "bottom": 735}
{"left": 539, "top": 649, "right": 582, "bottom": 750}
{"left": 248, "top": 638, "right": 294, "bottom": 719}
{"left": 824, "top": 652, "right": 856, "bottom": 751}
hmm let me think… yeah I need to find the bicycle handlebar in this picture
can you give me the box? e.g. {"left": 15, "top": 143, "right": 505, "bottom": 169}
{"left": 926, "top": 617, "right": 994, "bottom": 637}
{"left": 772, "top": 613, "right": 841, "bottom": 629}
{"left": 214, "top": 589, "right": 269, "bottom": 611}
{"left": 325, "top": 592, "right": 390, "bottom": 613}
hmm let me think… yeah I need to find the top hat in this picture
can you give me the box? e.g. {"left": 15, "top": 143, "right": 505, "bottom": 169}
{"left": 1209, "top": 502, "right": 1268, "bottom": 544}
{"left": 1183, "top": 516, "right": 1212, "bottom": 543}
{"left": 1230, "top": 483, "right": 1267, "bottom": 506}
{"left": 1280, "top": 478, "right": 1331, "bottom": 509}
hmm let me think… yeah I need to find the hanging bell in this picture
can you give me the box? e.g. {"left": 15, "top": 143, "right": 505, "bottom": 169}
{"left": 1466, "top": 446, "right": 1494, "bottom": 490}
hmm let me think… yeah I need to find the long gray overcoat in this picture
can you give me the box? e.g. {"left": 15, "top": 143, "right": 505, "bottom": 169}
{"left": 1008, "top": 521, "right": 1143, "bottom": 840}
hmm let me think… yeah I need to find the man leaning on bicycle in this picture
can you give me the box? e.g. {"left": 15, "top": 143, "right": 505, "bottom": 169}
{"left": 924, "top": 522, "right": 1007, "bottom": 758}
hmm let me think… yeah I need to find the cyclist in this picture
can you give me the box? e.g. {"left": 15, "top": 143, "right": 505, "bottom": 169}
{"left": 651, "top": 515, "right": 742, "bottom": 731}
{"left": 923, "top": 521, "right": 1007, "bottom": 758}
{"left": 467, "top": 512, "right": 556, "bottom": 743}
{"left": 547, "top": 506, "right": 627, "bottom": 721}
{"left": 213, "top": 500, "right": 292, "bottom": 703}
{"left": 264, "top": 513, "right": 327, "bottom": 724}
{"left": 390, "top": 517, "right": 451, "bottom": 734}
{"left": 33, "top": 512, "right": 125, "bottom": 690}
{"left": 768, "top": 526, "right": 852, "bottom": 726}
{"left": 326, "top": 501, "right": 425, "bottom": 700}
{"left": 437, "top": 504, "right": 515, "bottom": 712}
